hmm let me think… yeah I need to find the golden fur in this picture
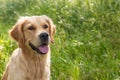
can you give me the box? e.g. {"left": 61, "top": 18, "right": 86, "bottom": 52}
{"left": 2, "top": 15, "right": 56, "bottom": 80}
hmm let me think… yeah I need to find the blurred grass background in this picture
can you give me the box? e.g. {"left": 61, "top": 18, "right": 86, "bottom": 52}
{"left": 0, "top": 0, "right": 120, "bottom": 80}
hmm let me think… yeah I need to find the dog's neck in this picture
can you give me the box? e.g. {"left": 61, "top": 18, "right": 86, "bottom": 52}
{"left": 18, "top": 45, "right": 50, "bottom": 79}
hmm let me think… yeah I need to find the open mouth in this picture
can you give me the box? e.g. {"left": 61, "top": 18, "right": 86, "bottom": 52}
{"left": 29, "top": 43, "right": 49, "bottom": 54}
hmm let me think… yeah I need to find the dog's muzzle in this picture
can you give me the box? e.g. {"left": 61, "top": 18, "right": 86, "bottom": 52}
{"left": 29, "top": 32, "right": 49, "bottom": 54}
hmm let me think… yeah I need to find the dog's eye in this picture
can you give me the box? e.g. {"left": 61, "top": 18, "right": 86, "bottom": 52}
{"left": 43, "top": 25, "right": 48, "bottom": 29}
{"left": 28, "top": 26, "right": 35, "bottom": 30}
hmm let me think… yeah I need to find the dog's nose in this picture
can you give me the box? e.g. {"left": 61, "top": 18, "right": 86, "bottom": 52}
{"left": 39, "top": 32, "right": 49, "bottom": 40}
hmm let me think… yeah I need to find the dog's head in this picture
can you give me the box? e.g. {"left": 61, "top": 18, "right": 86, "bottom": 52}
{"left": 10, "top": 15, "right": 56, "bottom": 54}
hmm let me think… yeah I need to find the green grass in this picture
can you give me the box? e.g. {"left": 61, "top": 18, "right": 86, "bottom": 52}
{"left": 0, "top": 0, "right": 120, "bottom": 80}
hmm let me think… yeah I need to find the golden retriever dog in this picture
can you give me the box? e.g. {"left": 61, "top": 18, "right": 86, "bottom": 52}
{"left": 2, "top": 15, "right": 56, "bottom": 80}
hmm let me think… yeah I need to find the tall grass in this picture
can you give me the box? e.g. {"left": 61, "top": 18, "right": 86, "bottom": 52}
{"left": 0, "top": 0, "right": 120, "bottom": 80}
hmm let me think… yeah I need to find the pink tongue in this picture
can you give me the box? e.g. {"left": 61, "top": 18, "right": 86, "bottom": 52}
{"left": 39, "top": 45, "right": 49, "bottom": 54}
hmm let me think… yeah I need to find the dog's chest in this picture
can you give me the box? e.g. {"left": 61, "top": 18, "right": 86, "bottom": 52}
{"left": 25, "top": 57, "right": 50, "bottom": 80}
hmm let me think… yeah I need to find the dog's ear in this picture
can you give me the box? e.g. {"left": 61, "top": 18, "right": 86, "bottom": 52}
{"left": 10, "top": 17, "right": 27, "bottom": 47}
{"left": 43, "top": 15, "right": 56, "bottom": 43}
{"left": 49, "top": 23, "right": 56, "bottom": 43}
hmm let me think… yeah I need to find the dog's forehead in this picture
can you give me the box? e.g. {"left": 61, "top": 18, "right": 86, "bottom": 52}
{"left": 31, "top": 16, "right": 46, "bottom": 22}
{"left": 18, "top": 16, "right": 47, "bottom": 24}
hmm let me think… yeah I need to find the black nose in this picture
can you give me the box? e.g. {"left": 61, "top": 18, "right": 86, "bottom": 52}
{"left": 39, "top": 32, "right": 49, "bottom": 41}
